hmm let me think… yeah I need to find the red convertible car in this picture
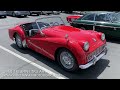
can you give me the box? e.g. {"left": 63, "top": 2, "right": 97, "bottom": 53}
{"left": 66, "top": 15, "right": 83, "bottom": 23}
{"left": 8, "top": 16, "right": 107, "bottom": 72}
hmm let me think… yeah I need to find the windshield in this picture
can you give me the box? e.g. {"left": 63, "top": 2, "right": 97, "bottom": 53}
{"left": 109, "top": 12, "right": 120, "bottom": 23}
{"left": 35, "top": 16, "right": 65, "bottom": 30}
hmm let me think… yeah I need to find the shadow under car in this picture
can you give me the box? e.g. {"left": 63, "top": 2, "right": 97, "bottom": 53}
{"left": 10, "top": 43, "right": 110, "bottom": 79}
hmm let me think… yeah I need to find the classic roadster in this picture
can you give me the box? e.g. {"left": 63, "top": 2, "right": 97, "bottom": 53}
{"left": 8, "top": 16, "right": 107, "bottom": 72}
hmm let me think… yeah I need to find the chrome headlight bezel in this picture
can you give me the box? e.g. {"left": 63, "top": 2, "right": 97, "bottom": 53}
{"left": 83, "top": 41, "right": 89, "bottom": 51}
{"left": 101, "top": 33, "right": 105, "bottom": 41}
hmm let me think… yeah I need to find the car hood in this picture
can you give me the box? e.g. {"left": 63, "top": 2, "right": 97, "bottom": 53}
{"left": 43, "top": 26, "right": 100, "bottom": 46}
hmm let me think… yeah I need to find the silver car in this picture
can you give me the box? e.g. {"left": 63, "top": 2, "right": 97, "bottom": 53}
{"left": 41, "top": 11, "right": 53, "bottom": 15}
{"left": 6, "top": 11, "right": 30, "bottom": 17}
{"left": 0, "top": 11, "right": 7, "bottom": 18}
{"left": 29, "top": 11, "right": 41, "bottom": 16}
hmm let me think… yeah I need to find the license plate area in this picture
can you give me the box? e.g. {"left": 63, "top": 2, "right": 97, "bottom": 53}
{"left": 87, "top": 44, "right": 105, "bottom": 62}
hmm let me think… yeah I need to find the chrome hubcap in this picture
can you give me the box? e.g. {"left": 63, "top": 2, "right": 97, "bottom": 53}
{"left": 60, "top": 51, "right": 74, "bottom": 69}
{"left": 62, "top": 56, "right": 72, "bottom": 65}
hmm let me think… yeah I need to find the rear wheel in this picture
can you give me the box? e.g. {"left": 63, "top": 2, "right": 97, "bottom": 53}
{"left": 15, "top": 34, "right": 24, "bottom": 49}
{"left": 57, "top": 49, "right": 79, "bottom": 72}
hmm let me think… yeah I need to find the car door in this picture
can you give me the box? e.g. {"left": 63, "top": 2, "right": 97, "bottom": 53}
{"left": 94, "top": 13, "right": 120, "bottom": 38}
{"left": 108, "top": 22, "right": 120, "bottom": 38}
{"left": 25, "top": 22, "right": 44, "bottom": 52}
{"left": 94, "top": 13, "right": 112, "bottom": 36}
{"left": 72, "top": 13, "right": 96, "bottom": 30}
{"left": 26, "top": 22, "right": 54, "bottom": 59}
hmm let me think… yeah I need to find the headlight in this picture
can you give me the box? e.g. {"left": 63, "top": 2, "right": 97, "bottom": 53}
{"left": 84, "top": 41, "right": 89, "bottom": 51}
{"left": 101, "top": 33, "right": 105, "bottom": 40}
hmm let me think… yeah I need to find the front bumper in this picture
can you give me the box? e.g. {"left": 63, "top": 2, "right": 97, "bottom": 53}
{"left": 79, "top": 47, "right": 107, "bottom": 69}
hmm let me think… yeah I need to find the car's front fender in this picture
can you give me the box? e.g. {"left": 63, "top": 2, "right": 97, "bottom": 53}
{"left": 51, "top": 38, "right": 87, "bottom": 64}
{"left": 67, "top": 40, "right": 87, "bottom": 65}
{"left": 9, "top": 26, "right": 26, "bottom": 41}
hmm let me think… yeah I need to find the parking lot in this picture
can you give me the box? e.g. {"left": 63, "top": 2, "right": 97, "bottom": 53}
{"left": 0, "top": 13, "right": 120, "bottom": 79}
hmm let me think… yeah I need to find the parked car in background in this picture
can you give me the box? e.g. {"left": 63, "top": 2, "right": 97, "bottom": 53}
{"left": 0, "top": 11, "right": 7, "bottom": 18}
{"left": 29, "top": 11, "right": 41, "bottom": 16}
{"left": 66, "top": 15, "right": 83, "bottom": 23}
{"left": 8, "top": 16, "right": 107, "bottom": 71}
{"left": 73, "top": 11, "right": 81, "bottom": 14}
{"left": 6, "top": 11, "right": 30, "bottom": 17}
{"left": 70, "top": 11, "right": 120, "bottom": 38}
{"left": 63, "top": 11, "right": 73, "bottom": 14}
{"left": 41, "top": 11, "right": 53, "bottom": 15}
{"left": 73, "top": 11, "right": 105, "bottom": 15}
{"left": 52, "top": 11, "right": 60, "bottom": 15}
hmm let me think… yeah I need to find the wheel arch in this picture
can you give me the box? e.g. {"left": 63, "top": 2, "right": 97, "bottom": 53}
{"left": 54, "top": 47, "right": 79, "bottom": 71}
{"left": 54, "top": 47, "right": 78, "bottom": 64}
{"left": 13, "top": 31, "right": 26, "bottom": 41}
{"left": 54, "top": 40, "right": 87, "bottom": 65}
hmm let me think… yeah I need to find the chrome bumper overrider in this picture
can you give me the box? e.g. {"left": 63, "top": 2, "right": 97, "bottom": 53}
{"left": 79, "top": 47, "right": 107, "bottom": 69}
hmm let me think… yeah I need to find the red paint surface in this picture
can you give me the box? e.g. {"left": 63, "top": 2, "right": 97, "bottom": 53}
{"left": 66, "top": 15, "right": 82, "bottom": 23}
{"left": 9, "top": 24, "right": 106, "bottom": 65}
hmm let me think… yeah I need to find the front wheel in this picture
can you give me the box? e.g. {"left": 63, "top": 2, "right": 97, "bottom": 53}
{"left": 57, "top": 49, "right": 79, "bottom": 72}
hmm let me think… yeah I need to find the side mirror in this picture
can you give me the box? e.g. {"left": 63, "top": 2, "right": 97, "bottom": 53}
{"left": 29, "top": 29, "right": 39, "bottom": 36}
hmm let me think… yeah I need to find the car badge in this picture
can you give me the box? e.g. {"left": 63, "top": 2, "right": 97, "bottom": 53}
{"left": 93, "top": 38, "right": 97, "bottom": 42}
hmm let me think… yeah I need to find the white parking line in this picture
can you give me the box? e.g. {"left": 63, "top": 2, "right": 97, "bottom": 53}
{"left": 0, "top": 45, "right": 66, "bottom": 79}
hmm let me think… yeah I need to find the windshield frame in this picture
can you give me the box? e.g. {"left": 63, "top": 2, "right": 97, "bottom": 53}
{"left": 35, "top": 16, "right": 65, "bottom": 31}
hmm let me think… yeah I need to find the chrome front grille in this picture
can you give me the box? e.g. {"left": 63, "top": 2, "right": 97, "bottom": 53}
{"left": 87, "top": 44, "right": 106, "bottom": 62}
